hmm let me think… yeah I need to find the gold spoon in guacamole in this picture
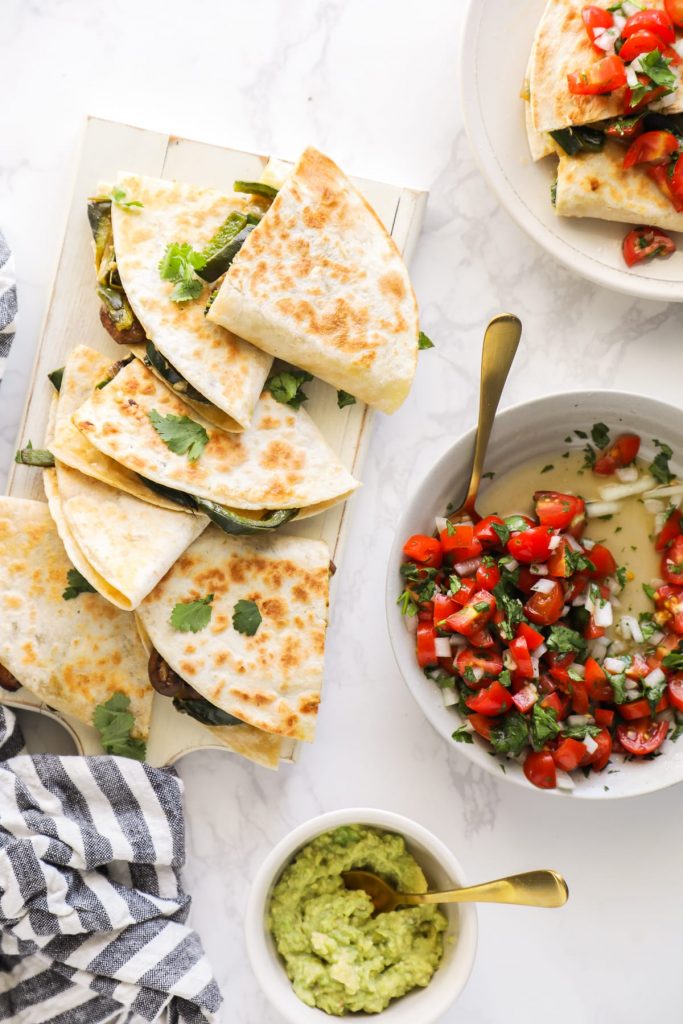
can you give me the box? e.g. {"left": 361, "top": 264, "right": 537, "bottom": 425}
{"left": 342, "top": 867, "right": 568, "bottom": 915}
{"left": 448, "top": 312, "right": 522, "bottom": 524}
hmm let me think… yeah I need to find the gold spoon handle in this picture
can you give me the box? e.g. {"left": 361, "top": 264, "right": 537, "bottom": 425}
{"left": 400, "top": 870, "right": 568, "bottom": 909}
{"left": 459, "top": 313, "right": 522, "bottom": 519}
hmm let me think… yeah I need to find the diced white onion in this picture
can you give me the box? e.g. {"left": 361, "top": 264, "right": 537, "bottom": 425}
{"left": 609, "top": 639, "right": 628, "bottom": 655}
{"left": 530, "top": 563, "right": 549, "bottom": 576}
{"left": 567, "top": 714, "right": 590, "bottom": 727}
{"left": 626, "top": 64, "right": 640, "bottom": 89}
{"left": 586, "top": 501, "right": 622, "bottom": 518}
{"left": 530, "top": 656, "right": 540, "bottom": 678}
{"left": 650, "top": 630, "right": 665, "bottom": 646}
{"left": 572, "top": 594, "right": 587, "bottom": 607}
{"left": 583, "top": 734, "right": 599, "bottom": 756}
{"left": 564, "top": 533, "right": 582, "bottom": 552}
{"left": 655, "top": 513, "right": 668, "bottom": 535}
{"left": 588, "top": 640, "right": 609, "bottom": 661}
{"left": 535, "top": 642, "right": 548, "bottom": 658}
{"left": 549, "top": 534, "right": 562, "bottom": 551}
{"left": 569, "top": 663, "right": 586, "bottom": 679}
{"left": 643, "top": 484, "right": 683, "bottom": 499}
{"left": 471, "top": 666, "right": 485, "bottom": 683}
{"left": 442, "top": 688, "right": 459, "bottom": 707}
{"left": 531, "top": 578, "right": 556, "bottom": 594}
{"left": 599, "top": 476, "right": 655, "bottom": 501}
{"left": 404, "top": 613, "right": 418, "bottom": 635}
{"left": 594, "top": 600, "right": 613, "bottom": 628}
{"left": 644, "top": 667, "right": 666, "bottom": 688}
{"left": 594, "top": 25, "right": 618, "bottom": 51}
{"left": 585, "top": 589, "right": 596, "bottom": 614}
{"left": 500, "top": 556, "right": 519, "bottom": 572}
{"left": 625, "top": 678, "right": 639, "bottom": 692}
{"left": 503, "top": 650, "right": 517, "bottom": 671}
{"left": 607, "top": 577, "right": 622, "bottom": 596}
{"left": 616, "top": 465, "right": 639, "bottom": 483}
{"left": 435, "top": 516, "right": 448, "bottom": 533}
{"left": 621, "top": 615, "right": 644, "bottom": 644}
{"left": 604, "top": 656, "right": 626, "bottom": 674}
{"left": 622, "top": 1, "right": 642, "bottom": 16}
{"left": 454, "top": 557, "right": 481, "bottom": 576}
{"left": 451, "top": 634, "right": 468, "bottom": 648}
{"left": 612, "top": 594, "right": 622, "bottom": 609}
{"left": 645, "top": 498, "right": 666, "bottom": 514}
{"left": 556, "top": 771, "right": 576, "bottom": 791}
{"left": 612, "top": 13, "right": 626, "bottom": 32}
{"left": 582, "top": 538, "right": 595, "bottom": 551}
{"left": 434, "top": 637, "right": 452, "bottom": 658}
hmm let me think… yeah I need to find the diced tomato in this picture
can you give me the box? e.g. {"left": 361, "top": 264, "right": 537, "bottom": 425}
{"left": 648, "top": 164, "right": 683, "bottom": 213}
{"left": 665, "top": 0, "right": 683, "bottom": 29}
{"left": 440, "top": 524, "right": 483, "bottom": 561}
{"left": 593, "top": 433, "right": 641, "bottom": 475}
{"left": 473, "top": 515, "right": 506, "bottom": 546}
{"left": 456, "top": 647, "right": 504, "bottom": 686}
{"left": 512, "top": 684, "right": 539, "bottom": 714}
{"left": 590, "top": 729, "right": 613, "bottom": 771}
{"left": 656, "top": 508, "right": 683, "bottom": 551}
{"left": 416, "top": 623, "right": 438, "bottom": 667}
{"left": 467, "top": 713, "right": 498, "bottom": 742}
{"left": 547, "top": 539, "right": 570, "bottom": 578}
{"left": 587, "top": 543, "right": 617, "bottom": 578}
{"left": 583, "top": 656, "right": 611, "bottom": 701}
{"left": 582, "top": 4, "right": 613, "bottom": 49}
{"left": 617, "top": 717, "right": 668, "bottom": 756}
{"left": 625, "top": 653, "right": 649, "bottom": 680}
{"left": 656, "top": 692, "right": 670, "bottom": 713}
{"left": 553, "top": 737, "right": 587, "bottom": 772}
{"left": 570, "top": 681, "right": 590, "bottom": 715}
{"left": 525, "top": 580, "right": 565, "bottom": 626}
{"left": 672, "top": 155, "right": 683, "bottom": 209}
{"left": 432, "top": 594, "right": 460, "bottom": 628}
{"left": 507, "top": 525, "right": 555, "bottom": 564}
{"left": 540, "top": 691, "right": 571, "bottom": 720}
{"left": 662, "top": 536, "right": 683, "bottom": 586}
{"left": 465, "top": 680, "right": 514, "bottom": 717}
{"left": 668, "top": 674, "right": 683, "bottom": 712}
{"left": 476, "top": 562, "right": 500, "bottom": 590}
{"left": 595, "top": 707, "right": 615, "bottom": 728}
{"left": 468, "top": 626, "right": 496, "bottom": 648}
{"left": 516, "top": 622, "right": 544, "bottom": 651}
{"left": 403, "top": 535, "right": 442, "bottom": 568}
{"left": 565, "top": 571, "right": 589, "bottom": 602}
{"left": 623, "top": 224, "right": 677, "bottom": 267}
{"left": 567, "top": 54, "right": 626, "bottom": 95}
{"left": 533, "top": 491, "right": 585, "bottom": 531}
{"left": 451, "top": 578, "right": 478, "bottom": 606}
{"left": 585, "top": 617, "right": 606, "bottom": 640}
{"left": 623, "top": 130, "right": 679, "bottom": 170}
{"left": 619, "top": 31, "right": 680, "bottom": 65}
{"left": 523, "top": 750, "right": 557, "bottom": 789}
{"left": 445, "top": 591, "right": 496, "bottom": 637}
{"left": 606, "top": 114, "right": 645, "bottom": 142}
{"left": 623, "top": 9, "right": 675, "bottom": 45}
{"left": 546, "top": 652, "right": 575, "bottom": 688}
{"left": 516, "top": 567, "right": 539, "bottom": 593}
{"left": 509, "top": 636, "right": 535, "bottom": 679}
{"left": 620, "top": 697, "right": 652, "bottom": 721}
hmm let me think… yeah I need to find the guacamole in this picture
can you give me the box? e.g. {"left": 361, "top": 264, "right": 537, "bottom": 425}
{"left": 268, "top": 825, "right": 448, "bottom": 1015}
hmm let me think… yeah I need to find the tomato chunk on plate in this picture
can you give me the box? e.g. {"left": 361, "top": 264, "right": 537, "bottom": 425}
{"left": 403, "top": 535, "right": 442, "bottom": 567}
{"left": 593, "top": 432, "right": 641, "bottom": 473}
{"left": 465, "top": 680, "right": 513, "bottom": 717}
{"left": 623, "top": 226, "right": 676, "bottom": 268}
{"left": 523, "top": 750, "right": 557, "bottom": 789}
{"left": 623, "top": 130, "right": 679, "bottom": 170}
{"left": 567, "top": 55, "right": 626, "bottom": 95}
{"left": 616, "top": 718, "right": 668, "bottom": 756}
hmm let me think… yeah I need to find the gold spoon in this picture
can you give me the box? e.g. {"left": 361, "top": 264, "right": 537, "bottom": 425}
{"left": 448, "top": 313, "right": 522, "bottom": 524}
{"left": 342, "top": 868, "right": 568, "bottom": 915}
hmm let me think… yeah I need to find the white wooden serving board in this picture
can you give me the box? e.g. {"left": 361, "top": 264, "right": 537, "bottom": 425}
{"left": 4, "top": 116, "right": 427, "bottom": 766}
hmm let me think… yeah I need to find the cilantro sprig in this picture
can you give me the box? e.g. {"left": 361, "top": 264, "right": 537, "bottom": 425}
{"left": 158, "top": 242, "right": 205, "bottom": 302}
{"left": 266, "top": 370, "right": 313, "bottom": 410}
{"left": 148, "top": 409, "right": 209, "bottom": 461}
{"left": 170, "top": 594, "right": 214, "bottom": 633}
{"left": 650, "top": 439, "right": 674, "bottom": 486}
{"left": 93, "top": 693, "right": 147, "bottom": 760}
{"left": 232, "top": 599, "right": 262, "bottom": 636}
{"left": 63, "top": 568, "right": 96, "bottom": 601}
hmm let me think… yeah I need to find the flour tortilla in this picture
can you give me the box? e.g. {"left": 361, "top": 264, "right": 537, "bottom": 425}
{"left": 136, "top": 528, "right": 330, "bottom": 742}
{"left": 73, "top": 356, "right": 359, "bottom": 515}
{"left": 0, "top": 497, "right": 152, "bottom": 739}
{"left": 530, "top": 0, "right": 683, "bottom": 133}
{"left": 555, "top": 140, "right": 683, "bottom": 229}
{"left": 207, "top": 147, "right": 419, "bottom": 415}
{"left": 50, "top": 344, "right": 184, "bottom": 511}
{"left": 112, "top": 173, "right": 273, "bottom": 430}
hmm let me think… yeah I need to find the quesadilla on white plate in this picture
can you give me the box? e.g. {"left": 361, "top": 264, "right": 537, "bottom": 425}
{"left": 0, "top": 497, "right": 152, "bottom": 752}
{"left": 206, "top": 147, "right": 421, "bottom": 415}
{"left": 136, "top": 527, "right": 330, "bottom": 742}
{"left": 73, "top": 356, "right": 359, "bottom": 530}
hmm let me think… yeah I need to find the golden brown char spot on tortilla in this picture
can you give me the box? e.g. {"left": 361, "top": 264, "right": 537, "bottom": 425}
{"left": 214, "top": 651, "right": 228, "bottom": 667}
{"left": 589, "top": 178, "right": 600, "bottom": 192}
{"left": 184, "top": 643, "right": 197, "bottom": 655}
{"left": 180, "top": 660, "right": 197, "bottom": 677}
{"left": 211, "top": 613, "right": 230, "bottom": 635}
{"left": 298, "top": 694, "right": 320, "bottom": 716}
{"left": 261, "top": 596, "right": 288, "bottom": 627}
{"left": 111, "top": 651, "right": 122, "bottom": 666}
{"left": 292, "top": 584, "right": 309, "bottom": 604}
{"left": 379, "top": 271, "right": 407, "bottom": 301}
{"left": 293, "top": 615, "right": 304, "bottom": 629}
{"left": 21, "top": 642, "right": 36, "bottom": 666}
{"left": 260, "top": 440, "right": 304, "bottom": 472}
{"left": 259, "top": 416, "right": 282, "bottom": 430}
{"left": 275, "top": 296, "right": 374, "bottom": 353}
{"left": 3, "top": 594, "right": 23, "bottom": 610}
{"left": 280, "top": 636, "right": 301, "bottom": 671}
{"left": 230, "top": 686, "right": 276, "bottom": 707}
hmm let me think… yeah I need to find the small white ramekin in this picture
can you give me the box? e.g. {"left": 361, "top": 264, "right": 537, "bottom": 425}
{"left": 245, "top": 807, "right": 478, "bottom": 1024}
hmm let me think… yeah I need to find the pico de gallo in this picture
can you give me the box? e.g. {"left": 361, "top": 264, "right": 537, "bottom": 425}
{"left": 398, "top": 426, "right": 683, "bottom": 790}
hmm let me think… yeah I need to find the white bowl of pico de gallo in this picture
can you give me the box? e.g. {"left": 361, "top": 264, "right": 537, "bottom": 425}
{"left": 387, "top": 390, "right": 683, "bottom": 798}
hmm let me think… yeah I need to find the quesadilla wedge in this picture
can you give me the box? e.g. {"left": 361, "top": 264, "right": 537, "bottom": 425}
{"left": 73, "top": 356, "right": 359, "bottom": 528}
{"left": 206, "top": 147, "right": 420, "bottom": 415}
{"left": 0, "top": 497, "right": 152, "bottom": 746}
{"left": 136, "top": 527, "right": 330, "bottom": 742}
{"left": 91, "top": 174, "right": 273, "bottom": 431}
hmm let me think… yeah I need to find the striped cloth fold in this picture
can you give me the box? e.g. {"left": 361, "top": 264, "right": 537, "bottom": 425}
{"left": 0, "top": 231, "right": 16, "bottom": 383}
{"left": 0, "top": 707, "right": 222, "bottom": 1023}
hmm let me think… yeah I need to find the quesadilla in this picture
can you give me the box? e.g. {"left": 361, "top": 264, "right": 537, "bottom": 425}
{"left": 73, "top": 356, "right": 359, "bottom": 528}
{"left": 206, "top": 147, "right": 420, "bottom": 415}
{"left": 106, "top": 173, "right": 273, "bottom": 431}
{"left": 136, "top": 527, "right": 330, "bottom": 742}
{"left": 0, "top": 497, "right": 152, "bottom": 744}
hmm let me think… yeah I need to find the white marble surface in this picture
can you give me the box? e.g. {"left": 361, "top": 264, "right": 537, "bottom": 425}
{"left": 2, "top": 1, "right": 683, "bottom": 1021}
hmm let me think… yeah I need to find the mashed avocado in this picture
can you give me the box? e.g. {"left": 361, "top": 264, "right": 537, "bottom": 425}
{"left": 268, "top": 825, "right": 448, "bottom": 1015}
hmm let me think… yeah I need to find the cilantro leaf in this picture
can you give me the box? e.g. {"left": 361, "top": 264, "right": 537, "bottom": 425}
{"left": 529, "top": 703, "right": 561, "bottom": 751}
{"left": 643, "top": 582, "right": 657, "bottom": 601}
{"left": 110, "top": 186, "right": 143, "bottom": 210}
{"left": 492, "top": 522, "right": 511, "bottom": 546}
{"left": 663, "top": 644, "right": 683, "bottom": 670}
{"left": 93, "top": 693, "right": 147, "bottom": 760}
{"left": 337, "top": 389, "right": 356, "bottom": 409}
{"left": 608, "top": 671, "right": 628, "bottom": 704}
{"left": 62, "top": 568, "right": 96, "bottom": 601}
{"left": 158, "top": 242, "right": 205, "bottom": 303}
{"left": 418, "top": 331, "right": 434, "bottom": 350}
{"left": 489, "top": 711, "right": 529, "bottom": 757}
{"left": 148, "top": 410, "right": 209, "bottom": 461}
{"left": 493, "top": 580, "right": 526, "bottom": 640}
{"left": 546, "top": 625, "right": 586, "bottom": 656}
{"left": 650, "top": 439, "right": 674, "bottom": 485}
{"left": 232, "top": 599, "right": 262, "bottom": 636}
{"left": 266, "top": 370, "right": 314, "bottom": 410}
{"left": 452, "top": 725, "right": 474, "bottom": 744}
{"left": 566, "top": 550, "right": 596, "bottom": 574}
{"left": 397, "top": 589, "right": 418, "bottom": 616}
{"left": 170, "top": 594, "right": 214, "bottom": 633}
{"left": 591, "top": 422, "right": 610, "bottom": 449}
{"left": 562, "top": 722, "right": 601, "bottom": 741}
{"left": 670, "top": 720, "right": 683, "bottom": 743}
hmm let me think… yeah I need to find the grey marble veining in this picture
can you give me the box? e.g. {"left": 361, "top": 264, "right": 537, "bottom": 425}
{"left": 1, "top": 1, "right": 683, "bottom": 1021}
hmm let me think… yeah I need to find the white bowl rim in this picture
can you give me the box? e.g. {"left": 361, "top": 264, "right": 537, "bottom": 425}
{"left": 386, "top": 387, "right": 683, "bottom": 800}
{"left": 458, "top": 0, "right": 683, "bottom": 304}
{"left": 245, "top": 807, "right": 478, "bottom": 1024}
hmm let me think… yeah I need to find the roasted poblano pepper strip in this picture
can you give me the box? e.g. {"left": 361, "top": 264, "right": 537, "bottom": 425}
{"left": 138, "top": 475, "right": 299, "bottom": 533}
{"left": 48, "top": 367, "right": 64, "bottom": 392}
{"left": 550, "top": 126, "right": 605, "bottom": 156}
{"left": 144, "top": 342, "right": 209, "bottom": 404}
{"left": 172, "top": 697, "right": 244, "bottom": 727}
{"left": 87, "top": 198, "right": 144, "bottom": 340}
{"left": 87, "top": 199, "right": 113, "bottom": 267}
{"left": 194, "top": 222, "right": 257, "bottom": 282}
{"left": 233, "top": 180, "right": 278, "bottom": 200}
{"left": 15, "top": 446, "right": 55, "bottom": 467}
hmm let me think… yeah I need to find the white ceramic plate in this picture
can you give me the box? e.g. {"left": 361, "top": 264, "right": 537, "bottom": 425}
{"left": 386, "top": 390, "right": 683, "bottom": 799}
{"left": 460, "top": 0, "right": 683, "bottom": 302}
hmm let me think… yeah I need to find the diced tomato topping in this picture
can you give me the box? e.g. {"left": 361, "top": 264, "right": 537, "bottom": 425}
{"left": 473, "top": 515, "right": 506, "bottom": 546}
{"left": 476, "top": 562, "right": 500, "bottom": 590}
{"left": 546, "top": 652, "right": 575, "bottom": 687}
{"left": 440, "top": 524, "right": 484, "bottom": 561}
{"left": 533, "top": 491, "right": 585, "bottom": 531}
{"left": 594, "top": 707, "right": 615, "bottom": 728}
{"left": 619, "top": 31, "right": 680, "bottom": 65}
{"left": 444, "top": 591, "right": 496, "bottom": 637}
{"left": 668, "top": 673, "right": 683, "bottom": 713}
{"left": 587, "top": 543, "right": 617, "bottom": 578}
{"left": 665, "top": 0, "right": 683, "bottom": 29}
{"left": 467, "top": 713, "right": 498, "bottom": 741}
{"left": 432, "top": 593, "right": 461, "bottom": 627}
{"left": 516, "top": 622, "right": 544, "bottom": 651}
{"left": 656, "top": 509, "right": 683, "bottom": 551}
{"left": 584, "top": 656, "right": 612, "bottom": 701}
{"left": 570, "top": 681, "right": 590, "bottom": 715}
{"left": 648, "top": 164, "right": 683, "bottom": 213}
{"left": 582, "top": 4, "right": 613, "bottom": 49}
{"left": 403, "top": 535, "right": 442, "bottom": 567}
{"left": 590, "top": 729, "right": 613, "bottom": 771}
{"left": 623, "top": 9, "right": 675, "bottom": 45}
{"left": 523, "top": 750, "right": 557, "bottom": 789}
{"left": 620, "top": 697, "right": 652, "bottom": 721}
{"left": 509, "top": 636, "right": 535, "bottom": 679}
{"left": 507, "top": 525, "right": 555, "bottom": 564}
{"left": 451, "top": 578, "right": 478, "bottom": 606}
{"left": 456, "top": 647, "right": 504, "bottom": 687}
{"left": 468, "top": 626, "right": 496, "bottom": 648}
{"left": 567, "top": 54, "right": 626, "bottom": 95}
{"left": 465, "top": 680, "right": 514, "bottom": 717}
{"left": 623, "top": 130, "right": 679, "bottom": 170}
{"left": 593, "top": 433, "right": 641, "bottom": 474}
{"left": 512, "top": 684, "right": 539, "bottom": 714}
{"left": 553, "top": 737, "right": 587, "bottom": 773}
{"left": 623, "top": 224, "right": 677, "bottom": 268}
{"left": 525, "top": 580, "right": 565, "bottom": 626}
{"left": 617, "top": 718, "right": 668, "bottom": 756}
{"left": 547, "top": 538, "right": 571, "bottom": 578}
{"left": 662, "top": 536, "right": 683, "bottom": 586}
{"left": 416, "top": 623, "right": 438, "bottom": 667}
{"left": 585, "top": 617, "right": 606, "bottom": 640}
{"left": 541, "top": 691, "right": 571, "bottom": 720}
{"left": 606, "top": 114, "right": 645, "bottom": 142}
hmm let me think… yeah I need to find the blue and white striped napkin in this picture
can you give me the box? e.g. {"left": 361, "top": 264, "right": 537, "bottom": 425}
{"left": 0, "top": 231, "right": 16, "bottom": 384}
{"left": 0, "top": 707, "right": 222, "bottom": 1023}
